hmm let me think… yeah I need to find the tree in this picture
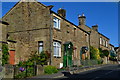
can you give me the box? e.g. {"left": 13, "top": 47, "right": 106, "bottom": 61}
{"left": 22, "top": 51, "right": 49, "bottom": 66}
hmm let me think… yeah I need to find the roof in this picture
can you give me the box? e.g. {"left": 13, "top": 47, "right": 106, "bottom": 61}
{"left": 109, "top": 44, "right": 114, "bottom": 47}
{"left": 98, "top": 32, "right": 109, "bottom": 40}
{"left": 114, "top": 47, "right": 119, "bottom": 50}
{"left": 2, "top": 1, "right": 48, "bottom": 19}
{"left": 51, "top": 11, "right": 90, "bottom": 35}
{"left": 0, "top": 41, "right": 8, "bottom": 44}
{"left": 64, "top": 41, "right": 73, "bottom": 45}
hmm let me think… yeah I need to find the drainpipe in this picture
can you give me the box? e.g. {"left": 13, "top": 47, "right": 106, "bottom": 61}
{"left": 49, "top": 12, "right": 53, "bottom": 65}
{"left": 88, "top": 32, "right": 91, "bottom": 59}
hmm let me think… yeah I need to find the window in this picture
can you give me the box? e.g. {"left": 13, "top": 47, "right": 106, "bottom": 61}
{"left": 73, "top": 48, "right": 77, "bottom": 58}
{"left": 38, "top": 41, "right": 43, "bottom": 54}
{"left": 100, "top": 37, "right": 102, "bottom": 45}
{"left": 53, "top": 41, "right": 61, "bottom": 57}
{"left": 112, "top": 47, "right": 114, "bottom": 51}
{"left": 106, "top": 41, "right": 108, "bottom": 47}
{"left": 74, "top": 28, "right": 76, "bottom": 36}
{"left": 103, "top": 39, "right": 105, "bottom": 46}
{"left": 53, "top": 17, "right": 60, "bottom": 29}
{"left": 85, "top": 34, "right": 89, "bottom": 42}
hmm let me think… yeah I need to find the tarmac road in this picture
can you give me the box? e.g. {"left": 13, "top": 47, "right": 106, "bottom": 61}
{"left": 56, "top": 64, "right": 120, "bottom": 80}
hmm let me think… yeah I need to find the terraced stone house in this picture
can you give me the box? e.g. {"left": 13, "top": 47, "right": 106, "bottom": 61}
{"left": 0, "top": 21, "right": 9, "bottom": 64}
{"left": 1, "top": 0, "right": 114, "bottom": 68}
{"left": 2, "top": 1, "right": 90, "bottom": 68}
{"left": 78, "top": 16, "right": 110, "bottom": 50}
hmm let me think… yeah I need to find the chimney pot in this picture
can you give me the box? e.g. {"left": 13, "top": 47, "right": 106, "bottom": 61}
{"left": 78, "top": 13, "right": 86, "bottom": 25}
{"left": 57, "top": 8, "right": 66, "bottom": 18}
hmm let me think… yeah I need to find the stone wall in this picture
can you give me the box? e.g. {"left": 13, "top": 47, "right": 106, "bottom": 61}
{"left": 90, "top": 30, "right": 100, "bottom": 48}
{"left": 0, "top": 22, "right": 8, "bottom": 65}
{"left": 2, "top": 2, "right": 51, "bottom": 64}
{"left": 99, "top": 33, "right": 109, "bottom": 50}
{"left": 0, "top": 22, "right": 2, "bottom": 64}
{"left": 2, "top": 1, "right": 111, "bottom": 68}
{"left": 52, "top": 14, "right": 90, "bottom": 67}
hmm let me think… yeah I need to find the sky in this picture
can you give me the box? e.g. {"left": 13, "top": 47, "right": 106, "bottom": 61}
{"left": 1, "top": 2, "right": 119, "bottom": 47}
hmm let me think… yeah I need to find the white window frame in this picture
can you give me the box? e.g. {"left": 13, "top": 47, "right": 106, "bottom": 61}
{"left": 53, "top": 17, "right": 60, "bottom": 29}
{"left": 38, "top": 41, "right": 43, "bottom": 54}
{"left": 106, "top": 41, "right": 108, "bottom": 47}
{"left": 53, "top": 41, "right": 61, "bottom": 57}
{"left": 103, "top": 39, "right": 105, "bottom": 46}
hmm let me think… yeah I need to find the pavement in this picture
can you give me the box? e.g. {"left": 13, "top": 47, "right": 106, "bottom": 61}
{"left": 31, "top": 64, "right": 112, "bottom": 79}
{"left": 0, "top": 65, "right": 5, "bottom": 80}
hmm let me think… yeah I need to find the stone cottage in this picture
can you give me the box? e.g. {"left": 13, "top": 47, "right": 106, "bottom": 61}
{"left": 2, "top": 1, "right": 90, "bottom": 68}
{"left": 1, "top": 0, "right": 114, "bottom": 67}
{"left": 78, "top": 15, "right": 110, "bottom": 50}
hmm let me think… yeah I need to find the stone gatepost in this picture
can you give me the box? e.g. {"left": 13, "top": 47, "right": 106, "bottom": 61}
{"left": 0, "top": 43, "right": 2, "bottom": 65}
{"left": 36, "top": 65, "right": 44, "bottom": 75}
{"left": 4, "top": 64, "right": 14, "bottom": 78}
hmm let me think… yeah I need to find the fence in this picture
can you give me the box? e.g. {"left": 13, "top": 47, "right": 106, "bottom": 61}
{"left": 2, "top": 64, "right": 44, "bottom": 79}
{"left": 14, "top": 65, "right": 37, "bottom": 78}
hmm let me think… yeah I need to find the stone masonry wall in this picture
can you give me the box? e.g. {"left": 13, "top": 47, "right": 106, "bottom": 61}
{"left": 90, "top": 30, "right": 100, "bottom": 48}
{"left": 2, "top": 2, "right": 51, "bottom": 64}
{"left": 0, "top": 23, "right": 7, "bottom": 64}
{"left": 52, "top": 14, "right": 90, "bottom": 67}
{"left": 99, "top": 34, "right": 109, "bottom": 50}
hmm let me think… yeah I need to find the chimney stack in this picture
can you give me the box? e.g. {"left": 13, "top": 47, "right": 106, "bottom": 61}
{"left": 57, "top": 8, "right": 66, "bottom": 18}
{"left": 92, "top": 24, "right": 98, "bottom": 31}
{"left": 20, "top": 0, "right": 37, "bottom": 2}
{"left": 78, "top": 13, "right": 86, "bottom": 25}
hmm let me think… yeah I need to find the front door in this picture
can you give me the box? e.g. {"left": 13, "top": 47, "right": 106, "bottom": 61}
{"left": 63, "top": 42, "right": 73, "bottom": 68}
{"left": 9, "top": 50, "right": 15, "bottom": 65}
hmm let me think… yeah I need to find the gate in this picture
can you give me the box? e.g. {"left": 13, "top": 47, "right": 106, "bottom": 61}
{"left": 14, "top": 65, "right": 36, "bottom": 78}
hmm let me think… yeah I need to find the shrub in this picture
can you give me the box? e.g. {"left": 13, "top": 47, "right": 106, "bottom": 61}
{"left": 90, "top": 46, "right": 104, "bottom": 65}
{"left": 2, "top": 44, "right": 9, "bottom": 66}
{"left": 79, "top": 65, "right": 84, "bottom": 67}
{"left": 99, "top": 48, "right": 104, "bottom": 58}
{"left": 27, "top": 51, "right": 48, "bottom": 66}
{"left": 44, "top": 65, "right": 58, "bottom": 74}
{"left": 39, "top": 51, "right": 48, "bottom": 65}
{"left": 90, "top": 46, "right": 100, "bottom": 60}
{"left": 102, "top": 50, "right": 109, "bottom": 57}
{"left": 97, "top": 59, "right": 103, "bottom": 64}
{"left": 14, "top": 71, "right": 26, "bottom": 78}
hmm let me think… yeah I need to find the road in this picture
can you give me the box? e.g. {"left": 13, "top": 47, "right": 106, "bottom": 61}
{"left": 56, "top": 64, "right": 120, "bottom": 80}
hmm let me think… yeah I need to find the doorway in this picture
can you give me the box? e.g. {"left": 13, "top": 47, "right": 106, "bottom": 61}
{"left": 9, "top": 50, "right": 15, "bottom": 65}
{"left": 63, "top": 42, "right": 73, "bottom": 68}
